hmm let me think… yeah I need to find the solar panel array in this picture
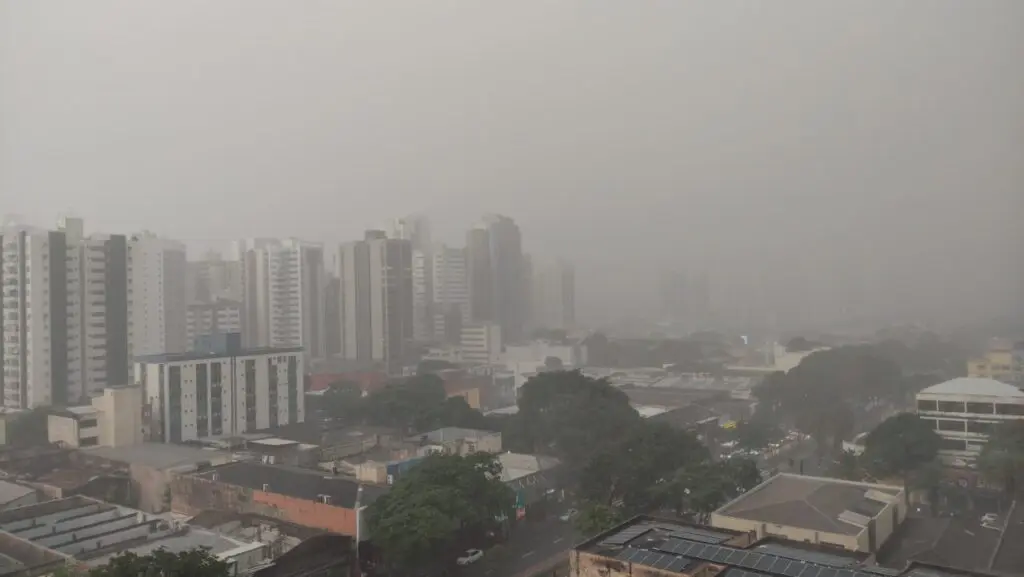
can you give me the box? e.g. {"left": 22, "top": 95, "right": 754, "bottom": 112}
{"left": 655, "top": 539, "right": 880, "bottom": 577}
{"left": 602, "top": 525, "right": 652, "bottom": 546}
{"left": 616, "top": 547, "right": 696, "bottom": 573}
{"left": 667, "top": 528, "right": 732, "bottom": 544}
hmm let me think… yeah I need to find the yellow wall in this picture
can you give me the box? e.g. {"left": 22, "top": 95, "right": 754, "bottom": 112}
{"left": 968, "top": 350, "right": 1019, "bottom": 381}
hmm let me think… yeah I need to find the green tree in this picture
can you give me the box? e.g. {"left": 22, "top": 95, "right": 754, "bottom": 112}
{"left": 827, "top": 450, "right": 865, "bottom": 481}
{"left": 573, "top": 501, "right": 625, "bottom": 536}
{"left": 86, "top": 548, "right": 230, "bottom": 577}
{"left": 511, "top": 370, "right": 639, "bottom": 467}
{"left": 654, "top": 458, "right": 761, "bottom": 524}
{"left": 362, "top": 374, "right": 448, "bottom": 432}
{"left": 320, "top": 380, "right": 364, "bottom": 423}
{"left": 578, "top": 421, "right": 707, "bottom": 511}
{"left": 979, "top": 420, "right": 1024, "bottom": 495}
{"left": 862, "top": 413, "right": 940, "bottom": 493}
{"left": 366, "top": 453, "right": 514, "bottom": 571}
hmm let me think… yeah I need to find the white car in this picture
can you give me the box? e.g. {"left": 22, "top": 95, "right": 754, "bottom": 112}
{"left": 457, "top": 549, "right": 484, "bottom": 566}
{"left": 560, "top": 508, "right": 579, "bottom": 522}
{"left": 981, "top": 513, "right": 999, "bottom": 524}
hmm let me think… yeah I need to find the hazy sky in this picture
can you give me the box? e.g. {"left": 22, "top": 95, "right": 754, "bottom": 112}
{"left": 2, "top": 1, "right": 1022, "bottom": 325}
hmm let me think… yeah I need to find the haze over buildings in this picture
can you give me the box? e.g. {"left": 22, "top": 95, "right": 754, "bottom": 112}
{"left": 3, "top": 2, "right": 1020, "bottom": 331}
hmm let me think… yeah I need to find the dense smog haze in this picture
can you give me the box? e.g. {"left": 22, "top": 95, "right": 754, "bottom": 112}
{"left": 2, "top": 1, "right": 1022, "bottom": 329}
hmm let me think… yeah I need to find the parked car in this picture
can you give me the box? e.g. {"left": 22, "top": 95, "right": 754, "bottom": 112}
{"left": 457, "top": 549, "right": 484, "bottom": 566}
{"left": 981, "top": 513, "right": 999, "bottom": 524}
{"left": 560, "top": 508, "right": 579, "bottom": 522}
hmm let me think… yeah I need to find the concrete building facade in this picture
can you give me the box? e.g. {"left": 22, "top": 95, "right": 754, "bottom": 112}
{"left": 128, "top": 232, "right": 188, "bottom": 358}
{"left": 530, "top": 258, "right": 576, "bottom": 332}
{"left": 915, "top": 377, "right": 1024, "bottom": 465}
{"left": 337, "top": 231, "right": 414, "bottom": 366}
{"left": 186, "top": 299, "right": 243, "bottom": 349}
{"left": 711, "top": 474, "right": 906, "bottom": 553}
{"left": 135, "top": 347, "right": 305, "bottom": 443}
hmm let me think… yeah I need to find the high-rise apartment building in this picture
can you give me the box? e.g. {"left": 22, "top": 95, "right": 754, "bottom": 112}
{"left": 392, "top": 216, "right": 433, "bottom": 342}
{"left": 239, "top": 239, "right": 326, "bottom": 360}
{"left": 1, "top": 225, "right": 70, "bottom": 408}
{"left": 186, "top": 300, "right": 242, "bottom": 349}
{"left": 185, "top": 252, "right": 243, "bottom": 304}
{"left": 1, "top": 218, "right": 131, "bottom": 408}
{"left": 337, "top": 231, "right": 413, "bottom": 366}
{"left": 128, "top": 233, "right": 188, "bottom": 358}
{"left": 466, "top": 215, "right": 527, "bottom": 343}
{"left": 530, "top": 258, "right": 575, "bottom": 331}
{"left": 61, "top": 217, "right": 130, "bottom": 400}
{"left": 432, "top": 244, "right": 470, "bottom": 342}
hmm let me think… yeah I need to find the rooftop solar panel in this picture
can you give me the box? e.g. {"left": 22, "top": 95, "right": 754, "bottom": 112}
{"left": 667, "top": 557, "right": 691, "bottom": 572}
{"left": 604, "top": 526, "right": 652, "bottom": 546}
{"left": 755, "top": 555, "right": 777, "bottom": 572}
{"left": 670, "top": 531, "right": 727, "bottom": 544}
{"left": 647, "top": 537, "right": 881, "bottom": 577}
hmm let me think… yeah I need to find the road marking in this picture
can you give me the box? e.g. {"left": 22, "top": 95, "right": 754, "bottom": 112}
{"left": 522, "top": 551, "right": 535, "bottom": 558}
{"left": 554, "top": 537, "right": 563, "bottom": 544}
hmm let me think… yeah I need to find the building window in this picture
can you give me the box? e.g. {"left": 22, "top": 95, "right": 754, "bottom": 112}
{"left": 967, "top": 421, "right": 995, "bottom": 435}
{"left": 996, "top": 404, "right": 1024, "bottom": 416}
{"left": 937, "top": 419, "right": 966, "bottom": 432}
{"left": 965, "top": 402, "right": 995, "bottom": 414}
{"left": 79, "top": 418, "right": 98, "bottom": 428}
{"left": 80, "top": 436, "right": 99, "bottom": 447}
{"left": 937, "top": 401, "right": 965, "bottom": 413}
{"left": 917, "top": 399, "right": 938, "bottom": 412}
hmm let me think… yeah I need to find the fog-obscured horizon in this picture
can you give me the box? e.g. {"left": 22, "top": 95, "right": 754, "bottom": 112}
{"left": 2, "top": 1, "right": 1021, "bottom": 329}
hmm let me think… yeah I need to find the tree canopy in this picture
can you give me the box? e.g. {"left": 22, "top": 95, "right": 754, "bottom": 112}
{"left": 979, "top": 420, "right": 1024, "bottom": 494}
{"left": 366, "top": 453, "right": 514, "bottom": 570}
{"left": 316, "top": 373, "right": 492, "bottom": 434}
{"left": 656, "top": 458, "right": 763, "bottom": 523}
{"left": 862, "top": 413, "right": 940, "bottom": 490}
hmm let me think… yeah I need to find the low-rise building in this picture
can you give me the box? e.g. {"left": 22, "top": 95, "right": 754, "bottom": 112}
{"left": 499, "top": 453, "right": 561, "bottom": 519}
{"left": 966, "top": 341, "right": 1023, "bottom": 386}
{"left": 171, "top": 461, "right": 389, "bottom": 540}
{"left": 571, "top": 514, "right": 994, "bottom": 577}
{"left": 46, "top": 385, "right": 144, "bottom": 449}
{"left": 406, "top": 427, "right": 502, "bottom": 456}
{"left": 0, "top": 496, "right": 265, "bottom": 575}
{"left": 135, "top": 345, "right": 305, "bottom": 443}
{"left": 710, "top": 473, "right": 906, "bottom": 553}
{"left": 74, "top": 442, "right": 235, "bottom": 513}
{"left": 915, "top": 377, "right": 1024, "bottom": 466}
{"left": 0, "top": 480, "right": 38, "bottom": 511}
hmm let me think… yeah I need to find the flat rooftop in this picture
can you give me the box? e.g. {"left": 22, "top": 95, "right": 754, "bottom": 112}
{"left": 407, "top": 427, "right": 497, "bottom": 444}
{"left": 0, "top": 496, "right": 261, "bottom": 568}
{"left": 80, "top": 442, "right": 233, "bottom": 470}
{"left": 578, "top": 516, "right": 997, "bottom": 577}
{"left": 715, "top": 474, "right": 902, "bottom": 536}
{"left": 193, "top": 461, "right": 389, "bottom": 508}
{"left": 134, "top": 346, "right": 303, "bottom": 364}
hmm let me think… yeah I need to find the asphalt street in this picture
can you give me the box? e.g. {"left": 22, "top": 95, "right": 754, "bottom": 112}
{"left": 459, "top": 516, "right": 578, "bottom": 577}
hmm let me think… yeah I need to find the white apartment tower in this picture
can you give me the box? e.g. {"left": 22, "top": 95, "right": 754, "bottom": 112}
{"left": 338, "top": 231, "right": 414, "bottom": 366}
{"left": 392, "top": 216, "right": 433, "bottom": 342}
{"left": 60, "top": 218, "right": 131, "bottom": 400}
{"left": 128, "top": 233, "right": 187, "bottom": 358}
{"left": 1, "top": 226, "right": 69, "bottom": 408}
{"left": 1, "top": 219, "right": 131, "bottom": 408}
{"left": 432, "top": 244, "right": 470, "bottom": 342}
{"left": 240, "top": 239, "right": 325, "bottom": 359}
{"left": 530, "top": 258, "right": 576, "bottom": 331}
